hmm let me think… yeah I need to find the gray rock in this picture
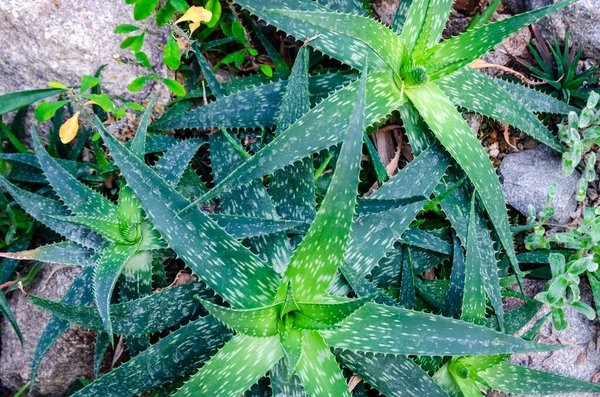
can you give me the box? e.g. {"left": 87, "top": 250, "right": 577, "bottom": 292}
{"left": 0, "top": 266, "right": 97, "bottom": 396}
{"left": 489, "top": 279, "right": 600, "bottom": 397}
{"left": 516, "top": 0, "right": 600, "bottom": 60}
{"left": 499, "top": 145, "right": 579, "bottom": 224}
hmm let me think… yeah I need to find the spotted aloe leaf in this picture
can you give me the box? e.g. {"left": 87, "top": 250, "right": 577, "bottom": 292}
{"left": 405, "top": 82, "right": 520, "bottom": 281}
{"left": 424, "top": 0, "right": 578, "bottom": 79}
{"left": 93, "top": 117, "right": 280, "bottom": 309}
{"left": 438, "top": 67, "right": 563, "bottom": 151}
{"left": 0, "top": 241, "right": 97, "bottom": 267}
{"left": 296, "top": 330, "right": 350, "bottom": 396}
{"left": 0, "top": 152, "right": 96, "bottom": 180}
{"left": 201, "top": 300, "right": 280, "bottom": 337}
{"left": 0, "top": 290, "right": 21, "bottom": 343}
{"left": 321, "top": 302, "right": 558, "bottom": 356}
{"left": 31, "top": 282, "right": 205, "bottom": 335}
{"left": 295, "top": 294, "right": 376, "bottom": 325}
{"left": 93, "top": 333, "right": 110, "bottom": 378}
{"left": 93, "top": 243, "right": 138, "bottom": 341}
{"left": 442, "top": 235, "right": 466, "bottom": 319}
{"left": 153, "top": 138, "right": 203, "bottom": 186}
{"left": 279, "top": 61, "right": 367, "bottom": 302}
{"left": 319, "top": 0, "right": 369, "bottom": 15}
{"left": 462, "top": 194, "right": 487, "bottom": 325}
{"left": 479, "top": 361, "right": 600, "bottom": 394}
{"left": 268, "top": 10, "right": 405, "bottom": 72}
{"left": 32, "top": 130, "right": 118, "bottom": 220}
{"left": 173, "top": 334, "right": 283, "bottom": 397}
{"left": 270, "top": 359, "right": 305, "bottom": 397}
{"left": 72, "top": 315, "right": 231, "bottom": 397}
{"left": 404, "top": 0, "right": 454, "bottom": 57}
{"left": 495, "top": 79, "right": 575, "bottom": 114}
{"left": 188, "top": 67, "right": 402, "bottom": 208}
{"left": 209, "top": 214, "right": 305, "bottom": 239}
{"left": 130, "top": 91, "right": 159, "bottom": 159}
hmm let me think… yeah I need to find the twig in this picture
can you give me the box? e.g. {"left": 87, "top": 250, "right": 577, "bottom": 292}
{"left": 469, "top": 59, "right": 546, "bottom": 86}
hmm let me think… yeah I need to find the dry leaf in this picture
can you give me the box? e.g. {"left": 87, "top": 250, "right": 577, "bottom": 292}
{"left": 59, "top": 111, "right": 80, "bottom": 143}
{"left": 83, "top": 100, "right": 98, "bottom": 106}
{"left": 189, "top": 21, "right": 201, "bottom": 34}
{"left": 176, "top": 6, "right": 212, "bottom": 25}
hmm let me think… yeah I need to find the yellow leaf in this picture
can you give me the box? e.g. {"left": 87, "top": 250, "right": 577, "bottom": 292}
{"left": 189, "top": 21, "right": 201, "bottom": 35}
{"left": 59, "top": 111, "right": 80, "bottom": 144}
{"left": 176, "top": 6, "right": 212, "bottom": 25}
{"left": 84, "top": 100, "right": 98, "bottom": 107}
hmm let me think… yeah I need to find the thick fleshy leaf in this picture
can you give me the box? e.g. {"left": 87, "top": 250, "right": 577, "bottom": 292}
{"left": 236, "top": 0, "right": 385, "bottom": 71}
{"left": 438, "top": 68, "right": 562, "bottom": 151}
{"left": 173, "top": 334, "right": 283, "bottom": 397}
{"left": 336, "top": 350, "right": 448, "bottom": 397}
{"left": 296, "top": 331, "right": 350, "bottom": 397}
{"left": 94, "top": 332, "right": 110, "bottom": 379}
{"left": 322, "top": 303, "right": 559, "bottom": 356}
{"left": 93, "top": 244, "right": 138, "bottom": 340}
{"left": 72, "top": 315, "right": 231, "bottom": 397}
{"left": 0, "top": 291, "right": 22, "bottom": 343}
{"left": 495, "top": 79, "right": 575, "bottom": 114}
{"left": 51, "top": 215, "right": 124, "bottom": 243}
{"left": 0, "top": 176, "right": 104, "bottom": 249}
{"left": 424, "top": 0, "right": 578, "bottom": 78}
{"left": 296, "top": 294, "right": 375, "bottom": 325}
{"left": 404, "top": 0, "right": 454, "bottom": 57}
{"left": 209, "top": 214, "right": 305, "bottom": 239}
{"left": 269, "top": 9, "right": 404, "bottom": 72}
{"left": 442, "top": 235, "right": 466, "bottom": 318}
{"left": 401, "top": 227, "right": 452, "bottom": 255}
{"left": 462, "top": 195, "right": 486, "bottom": 325}
{"left": 189, "top": 68, "right": 403, "bottom": 210}
{"left": 153, "top": 138, "right": 203, "bottom": 186}
{"left": 479, "top": 361, "right": 600, "bottom": 394}
{"left": 319, "top": 0, "right": 369, "bottom": 14}
{"left": 201, "top": 300, "right": 280, "bottom": 336}
{"left": 130, "top": 92, "right": 158, "bottom": 159}
{"left": 281, "top": 62, "right": 367, "bottom": 302}
{"left": 31, "top": 282, "right": 205, "bottom": 335}
{"left": 93, "top": 117, "right": 280, "bottom": 309}
{"left": 0, "top": 241, "right": 97, "bottom": 267}
{"left": 32, "top": 131, "right": 118, "bottom": 220}
{"left": 270, "top": 359, "right": 306, "bottom": 397}
{"left": 0, "top": 153, "right": 96, "bottom": 180}
{"left": 405, "top": 82, "right": 520, "bottom": 280}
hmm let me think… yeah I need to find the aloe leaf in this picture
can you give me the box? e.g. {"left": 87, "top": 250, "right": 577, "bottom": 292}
{"left": 0, "top": 290, "right": 22, "bottom": 343}
{"left": 94, "top": 332, "right": 110, "bottom": 379}
{"left": 401, "top": 227, "right": 452, "bottom": 255}
{"left": 355, "top": 196, "right": 428, "bottom": 215}
{"left": 200, "top": 300, "right": 280, "bottom": 337}
{"left": 0, "top": 88, "right": 66, "bottom": 115}
{"left": 190, "top": 68, "right": 402, "bottom": 207}
{"left": 318, "top": 0, "right": 369, "bottom": 14}
{"left": 479, "top": 361, "right": 600, "bottom": 394}
{"left": 173, "top": 334, "right": 283, "bottom": 397}
{"left": 31, "top": 282, "right": 205, "bottom": 335}
{"left": 269, "top": 47, "right": 316, "bottom": 230}
{"left": 270, "top": 359, "right": 306, "bottom": 397}
{"left": 410, "top": 0, "right": 455, "bottom": 57}
{"left": 0, "top": 176, "right": 104, "bottom": 249}
{"left": 504, "top": 299, "right": 543, "bottom": 335}
{"left": 209, "top": 214, "right": 305, "bottom": 239}
{"left": 281, "top": 61, "right": 367, "bottom": 302}
{"left": 93, "top": 117, "right": 280, "bottom": 309}
{"left": 296, "top": 331, "right": 350, "bottom": 396}
{"left": 130, "top": 92, "right": 159, "bottom": 159}
{"left": 296, "top": 294, "right": 376, "bottom": 325}
{"left": 399, "top": 0, "right": 431, "bottom": 55}
{"left": 336, "top": 349, "right": 448, "bottom": 396}
{"left": 495, "top": 79, "right": 575, "bottom": 114}
{"left": 0, "top": 241, "right": 97, "bottom": 267}
{"left": 442, "top": 235, "right": 466, "bottom": 318}
{"left": 269, "top": 9, "right": 404, "bottom": 72}
{"left": 31, "top": 267, "right": 95, "bottom": 391}
{"left": 72, "top": 315, "right": 231, "bottom": 397}
{"left": 153, "top": 138, "right": 203, "bottom": 186}
{"left": 391, "top": 0, "right": 414, "bottom": 32}
{"left": 32, "top": 131, "right": 118, "bottom": 220}
{"left": 244, "top": 16, "right": 290, "bottom": 74}
{"left": 344, "top": 142, "right": 449, "bottom": 280}
{"left": 405, "top": 82, "right": 520, "bottom": 282}
{"left": 176, "top": 166, "right": 208, "bottom": 199}
{"left": 424, "top": 0, "right": 578, "bottom": 79}
{"left": 51, "top": 215, "right": 124, "bottom": 243}
{"left": 399, "top": 246, "right": 416, "bottom": 308}
{"left": 192, "top": 44, "right": 226, "bottom": 98}
{"left": 322, "top": 302, "right": 559, "bottom": 355}
{"left": 235, "top": 0, "right": 386, "bottom": 71}
{"left": 437, "top": 68, "right": 562, "bottom": 151}
{"left": 0, "top": 235, "right": 31, "bottom": 284}
{"left": 462, "top": 195, "right": 487, "bottom": 325}
{"left": 0, "top": 153, "right": 96, "bottom": 179}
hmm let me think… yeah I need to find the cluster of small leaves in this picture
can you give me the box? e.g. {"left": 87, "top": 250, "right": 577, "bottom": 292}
{"left": 559, "top": 92, "right": 600, "bottom": 201}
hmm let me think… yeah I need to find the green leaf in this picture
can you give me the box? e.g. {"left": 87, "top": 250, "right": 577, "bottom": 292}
{"left": 34, "top": 100, "right": 71, "bottom": 122}
{"left": 296, "top": 331, "right": 350, "bottom": 396}
{"left": 128, "top": 76, "right": 152, "bottom": 92}
{"left": 0, "top": 290, "right": 22, "bottom": 343}
{"left": 94, "top": 332, "right": 110, "bottom": 378}
{"left": 114, "top": 24, "right": 141, "bottom": 34}
{"left": 134, "top": 0, "right": 159, "bottom": 20}
{"left": 438, "top": 68, "right": 563, "bottom": 151}
{"left": 259, "top": 64, "right": 273, "bottom": 77}
{"left": 0, "top": 88, "right": 66, "bottom": 115}
{"left": 479, "top": 361, "right": 600, "bottom": 394}
{"left": 120, "top": 32, "right": 145, "bottom": 52}
{"left": 192, "top": 43, "right": 226, "bottom": 98}
{"left": 130, "top": 92, "right": 158, "bottom": 160}
{"left": 495, "top": 78, "right": 575, "bottom": 115}
{"left": 71, "top": 315, "right": 230, "bottom": 397}
{"left": 405, "top": 82, "right": 520, "bottom": 284}
{"left": 0, "top": 241, "right": 96, "bottom": 267}
{"left": 270, "top": 359, "right": 306, "bottom": 397}
{"left": 296, "top": 295, "right": 375, "bottom": 325}
{"left": 170, "top": 0, "right": 189, "bottom": 12}
{"left": 200, "top": 300, "right": 280, "bottom": 337}
{"left": 280, "top": 62, "right": 367, "bottom": 302}
{"left": 462, "top": 195, "right": 486, "bottom": 325}
{"left": 424, "top": 0, "right": 578, "bottom": 79}
{"left": 269, "top": 9, "right": 404, "bottom": 73}
{"left": 81, "top": 93, "right": 115, "bottom": 113}
{"left": 156, "top": 2, "right": 176, "bottom": 26}
{"left": 153, "top": 139, "right": 202, "bottom": 186}
{"left": 163, "top": 33, "right": 181, "bottom": 70}
{"left": 32, "top": 131, "right": 119, "bottom": 220}
{"left": 80, "top": 75, "right": 102, "bottom": 93}
{"left": 205, "top": 0, "right": 222, "bottom": 28}
{"left": 92, "top": 117, "right": 280, "bottom": 309}
{"left": 50, "top": 215, "right": 123, "bottom": 243}
{"left": 48, "top": 82, "right": 69, "bottom": 90}
{"left": 162, "top": 78, "right": 186, "bottom": 96}
{"left": 208, "top": 214, "right": 305, "bottom": 239}
{"left": 173, "top": 334, "right": 283, "bottom": 397}
{"left": 31, "top": 282, "right": 206, "bottom": 335}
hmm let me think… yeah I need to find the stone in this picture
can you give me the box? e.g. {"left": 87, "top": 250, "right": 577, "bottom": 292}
{"left": 499, "top": 145, "right": 579, "bottom": 224}
{"left": 489, "top": 279, "right": 600, "bottom": 397}
{"left": 513, "top": 0, "right": 600, "bottom": 60}
{"left": 0, "top": 266, "right": 97, "bottom": 396}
